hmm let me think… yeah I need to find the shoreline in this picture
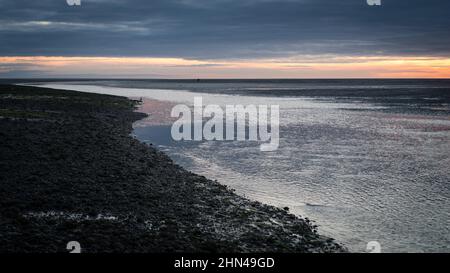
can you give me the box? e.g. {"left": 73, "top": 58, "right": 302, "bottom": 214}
{"left": 0, "top": 84, "right": 345, "bottom": 253}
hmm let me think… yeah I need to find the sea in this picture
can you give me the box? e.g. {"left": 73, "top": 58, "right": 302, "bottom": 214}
{"left": 26, "top": 79, "right": 450, "bottom": 253}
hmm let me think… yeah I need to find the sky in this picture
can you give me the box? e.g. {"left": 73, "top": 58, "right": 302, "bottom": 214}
{"left": 0, "top": 0, "right": 450, "bottom": 78}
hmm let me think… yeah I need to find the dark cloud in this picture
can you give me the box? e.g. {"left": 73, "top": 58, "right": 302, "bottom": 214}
{"left": 0, "top": 62, "right": 51, "bottom": 77}
{"left": 0, "top": 0, "right": 449, "bottom": 59}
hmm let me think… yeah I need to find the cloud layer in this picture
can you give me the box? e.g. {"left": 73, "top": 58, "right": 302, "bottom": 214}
{"left": 1, "top": 0, "right": 449, "bottom": 59}
{"left": 1, "top": 0, "right": 449, "bottom": 78}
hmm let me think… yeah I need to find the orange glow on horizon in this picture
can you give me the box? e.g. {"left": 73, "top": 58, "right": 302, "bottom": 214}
{"left": 1, "top": 56, "right": 449, "bottom": 78}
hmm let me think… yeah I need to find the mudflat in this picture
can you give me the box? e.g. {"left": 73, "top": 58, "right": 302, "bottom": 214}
{"left": 0, "top": 84, "right": 344, "bottom": 253}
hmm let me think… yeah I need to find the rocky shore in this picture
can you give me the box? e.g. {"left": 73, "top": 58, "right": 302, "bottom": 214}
{"left": 0, "top": 84, "right": 345, "bottom": 253}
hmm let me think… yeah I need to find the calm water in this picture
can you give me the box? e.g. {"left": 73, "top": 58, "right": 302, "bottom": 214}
{"left": 32, "top": 80, "right": 450, "bottom": 253}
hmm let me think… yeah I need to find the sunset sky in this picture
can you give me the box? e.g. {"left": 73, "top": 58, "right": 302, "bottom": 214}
{"left": 1, "top": 0, "right": 449, "bottom": 78}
